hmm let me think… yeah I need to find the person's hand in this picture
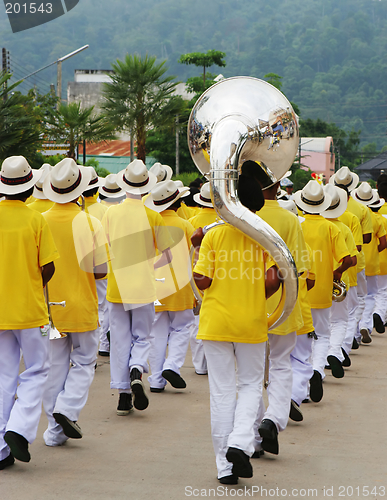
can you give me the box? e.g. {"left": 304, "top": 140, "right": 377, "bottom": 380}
{"left": 333, "top": 270, "right": 342, "bottom": 282}
{"left": 191, "top": 227, "right": 204, "bottom": 248}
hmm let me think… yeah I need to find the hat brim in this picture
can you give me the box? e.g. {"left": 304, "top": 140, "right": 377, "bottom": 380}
{"left": 193, "top": 192, "right": 213, "bottom": 207}
{"left": 329, "top": 172, "right": 359, "bottom": 192}
{"left": 144, "top": 187, "right": 190, "bottom": 213}
{"left": 87, "top": 176, "right": 105, "bottom": 189}
{"left": 294, "top": 190, "right": 332, "bottom": 214}
{"left": 33, "top": 184, "right": 49, "bottom": 200}
{"left": 321, "top": 187, "right": 348, "bottom": 219}
{"left": 0, "top": 169, "right": 43, "bottom": 195}
{"left": 43, "top": 167, "right": 92, "bottom": 204}
{"left": 351, "top": 189, "right": 379, "bottom": 206}
{"left": 98, "top": 184, "right": 125, "bottom": 198}
{"left": 116, "top": 169, "right": 158, "bottom": 195}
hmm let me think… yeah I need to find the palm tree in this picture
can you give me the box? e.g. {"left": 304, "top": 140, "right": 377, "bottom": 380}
{"left": 102, "top": 54, "right": 183, "bottom": 162}
{"left": 46, "top": 102, "right": 116, "bottom": 159}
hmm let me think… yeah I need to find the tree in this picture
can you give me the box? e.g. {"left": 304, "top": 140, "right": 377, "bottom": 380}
{"left": 0, "top": 74, "right": 44, "bottom": 162}
{"left": 102, "top": 54, "right": 183, "bottom": 162}
{"left": 178, "top": 50, "right": 226, "bottom": 91}
{"left": 46, "top": 102, "right": 116, "bottom": 160}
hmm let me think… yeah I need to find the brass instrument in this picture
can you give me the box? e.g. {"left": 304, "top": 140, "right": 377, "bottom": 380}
{"left": 332, "top": 280, "right": 347, "bottom": 302}
{"left": 187, "top": 77, "right": 299, "bottom": 329}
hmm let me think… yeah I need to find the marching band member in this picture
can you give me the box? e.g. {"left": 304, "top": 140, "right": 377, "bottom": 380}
{"left": 149, "top": 162, "right": 173, "bottom": 183}
{"left": 0, "top": 156, "right": 58, "bottom": 468}
{"left": 351, "top": 183, "right": 387, "bottom": 343}
{"left": 251, "top": 176, "right": 308, "bottom": 456}
{"left": 41, "top": 159, "right": 109, "bottom": 446}
{"left": 321, "top": 185, "right": 357, "bottom": 377}
{"left": 192, "top": 173, "right": 280, "bottom": 484}
{"left": 28, "top": 163, "right": 54, "bottom": 213}
{"left": 294, "top": 181, "right": 351, "bottom": 403}
{"left": 102, "top": 160, "right": 173, "bottom": 415}
{"left": 145, "top": 180, "right": 195, "bottom": 391}
{"left": 188, "top": 182, "right": 219, "bottom": 376}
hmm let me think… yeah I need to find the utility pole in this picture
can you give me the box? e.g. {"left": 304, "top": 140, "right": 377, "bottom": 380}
{"left": 2, "top": 48, "right": 10, "bottom": 100}
{"left": 175, "top": 115, "right": 180, "bottom": 176}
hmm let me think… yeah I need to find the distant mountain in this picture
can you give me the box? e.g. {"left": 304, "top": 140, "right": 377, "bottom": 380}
{"left": 1, "top": 0, "right": 387, "bottom": 148}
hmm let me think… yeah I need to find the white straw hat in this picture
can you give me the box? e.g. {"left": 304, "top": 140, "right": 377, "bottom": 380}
{"left": 321, "top": 184, "right": 348, "bottom": 219}
{"left": 0, "top": 156, "right": 43, "bottom": 195}
{"left": 174, "top": 180, "right": 184, "bottom": 188}
{"left": 43, "top": 158, "right": 92, "bottom": 204}
{"left": 193, "top": 182, "right": 213, "bottom": 207}
{"left": 98, "top": 174, "right": 125, "bottom": 198}
{"left": 351, "top": 182, "right": 378, "bottom": 206}
{"left": 86, "top": 167, "right": 104, "bottom": 190}
{"left": 149, "top": 162, "right": 173, "bottom": 183}
{"left": 116, "top": 159, "right": 157, "bottom": 195}
{"left": 144, "top": 180, "right": 189, "bottom": 213}
{"left": 369, "top": 189, "right": 385, "bottom": 209}
{"left": 33, "top": 163, "right": 52, "bottom": 199}
{"left": 294, "top": 180, "right": 332, "bottom": 214}
{"left": 329, "top": 166, "right": 359, "bottom": 192}
{"left": 277, "top": 199, "right": 298, "bottom": 215}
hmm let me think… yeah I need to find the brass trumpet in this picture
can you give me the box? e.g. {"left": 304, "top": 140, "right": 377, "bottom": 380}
{"left": 332, "top": 280, "right": 347, "bottom": 302}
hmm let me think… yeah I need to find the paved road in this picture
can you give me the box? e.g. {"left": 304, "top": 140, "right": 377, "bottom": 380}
{"left": 2, "top": 331, "right": 387, "bottom": 500}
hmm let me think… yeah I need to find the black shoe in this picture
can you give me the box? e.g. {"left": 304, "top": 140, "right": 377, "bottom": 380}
{"left": 98, "top": 350, "right": 110, "bottom": 357}
{"left": 341, "top": 348, "right": 351, "bottom": 368}
{"left": 360, "top": 328, "right": 372, "bottom": 344}
{"left": 218, "top": 474, "right": 238, "bottom": 485}
{"left": 225, "top": 447, "right": 253, "bottom": 478}
{"left": 130, "top": 369, "right": 149, "bottom": 411}
{"left": 4, "top": 431, "right": 30, "bottom": 463}
{"left": 0, "top": 453, "right": 15, "bottom": 470}
{"left": 106, "top": 331, "right": 110, "bottom": 343}
{"left": 309, "top": 370, "right": 323, "bottom": 402}
{"left": 327, "top": 355, "right": 344, "bottom": 379}
{"left": 289, "top": 400, "right": 303, "bottom": 422}
{"left": 117, "top": 393, "right": 134, "bottom": 416}
{"left": 150, "top": 387, "right": 165, "bottom": 393}
{"left": 53, "top": 413, "right": 82, "bottom": 439}
{"left": 251, "top": 449, "right": 265, "bottom": 458}
{"left": 373, "top": 313, "right": 385, "bottom": 334}
{"left": 258, "top": 419, "right": 279, "bottom": 455}
{"left": 302, "top": 398, "right": 310, "bottom": 403}
{"left": 162, "top": 369, "right": 186, "bottom": 389}
{"left": 352, "top": 338, "right": 359, "bottom": 350}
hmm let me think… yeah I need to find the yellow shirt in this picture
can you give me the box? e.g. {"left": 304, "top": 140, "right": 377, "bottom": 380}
{"left": 378, "top": 213, "right": 387, "bottom": 275}
{"left": 102, "top": 198, "right": 173, "bottom": 304}
{"left": 194, "top": 224, "right": 271, "bottom": 343}
{"left": 258, "top": 200, "right": 308, "bottom": 335}
{"left": 0, "top": 200, "right": 59, "bottom": 330}
{"left": 297, "top": 244, "right": 315, "bottom": 336}
{"left": 155, "top": 211, "right": 195, "bottom": 311}
{"left": 327, "top": 219, "right": 358, "bottom": 289}
{"left": 189, "top": 207, "right": 218, "bottom": 229}
{"left": 364, "top": 209, "right": 386, "bottom": 276}
{"left": 301, "top": 214, "right": 349, "bottom": 309}
{"left": 28, "top": 198, "right": 54, "bottom": 214}
{"left": 177, "top": 203, "right": 200, "bottom": 220}
{"left": 84, "top": 195, "right": 107, "bottom": 221}
{"left": 43, "top": 203, "right": 109, "bottom": 333}
{"left": 339, "top": 209, "right": 364, "bottom": 276}
{"left": 378, "top": 204, "right": 387, "bottom": 215}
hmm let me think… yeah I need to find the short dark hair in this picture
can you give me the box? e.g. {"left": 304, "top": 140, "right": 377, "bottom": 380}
{"left": 184, "top": 187, "right": 200, "bottom": 207}
{"left": 83, "top": 186, "right": 99, "bottom": 198}
{"left": 5, "top": 186, "right": 34, "bottom": 201}
{"left": 378, "top": 181, "right": 387, "bottom": 201}
{"left": 377, "top": 173, "right": 387, "bottom": 186}
{"left": 238, "top": 173, "right": 265, "bottom": 212}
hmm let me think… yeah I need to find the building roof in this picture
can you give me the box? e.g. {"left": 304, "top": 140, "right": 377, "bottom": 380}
{"left": 355, "top": 153, "right": 387, "bottom": 172}
{"left": 300, "top": 137, "right": 333, "bottom": 153}
{"left": 79, "top": 140, "right": 131, "bottom": 157}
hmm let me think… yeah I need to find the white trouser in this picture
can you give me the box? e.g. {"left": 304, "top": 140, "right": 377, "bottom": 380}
{"left": 359, "top": 275, "right": 379, "bottom": 334}
{"left": 254, "top": 332, "right": 297, "bottom": 444}
{"left": 355, "top": 270, "right": 367, "bottom": 341}
{"left": 0, "top": 328, "right": 49, "bottom": 460}
{"left": 43, "top": 329, "right": 99, "bottom": 446}
{"left": 148, "top": 309, "right": 194, "bottom": 389}
{"left": 109, "top": 302, "right": 155, "bottom": 390}
{"left": 96, "top": 279, "right": 109, "bottom": 353}
{"left": 290, "top": 334, "right": 314, "bottom": 406}
{"left": 374, "top": 274, "right": 387, "bottom": 323}
{"left": 328, "top": 296, "right": 349, "bottom": 359}
{"left": 203, "top": 340, "right": 265, "bottom": 479}
{"left": 342, "top": 286, "right": 359, "bottom": 357}
{"left": 189, "top": 315, "right": 207, "bottom": 374}
{"left": 311, "top": 308, "right": 331, "bottom": 379}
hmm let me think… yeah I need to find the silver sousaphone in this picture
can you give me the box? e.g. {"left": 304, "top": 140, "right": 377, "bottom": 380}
{"left": 188, "top": 76, "right": 299, "bottom": 329}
